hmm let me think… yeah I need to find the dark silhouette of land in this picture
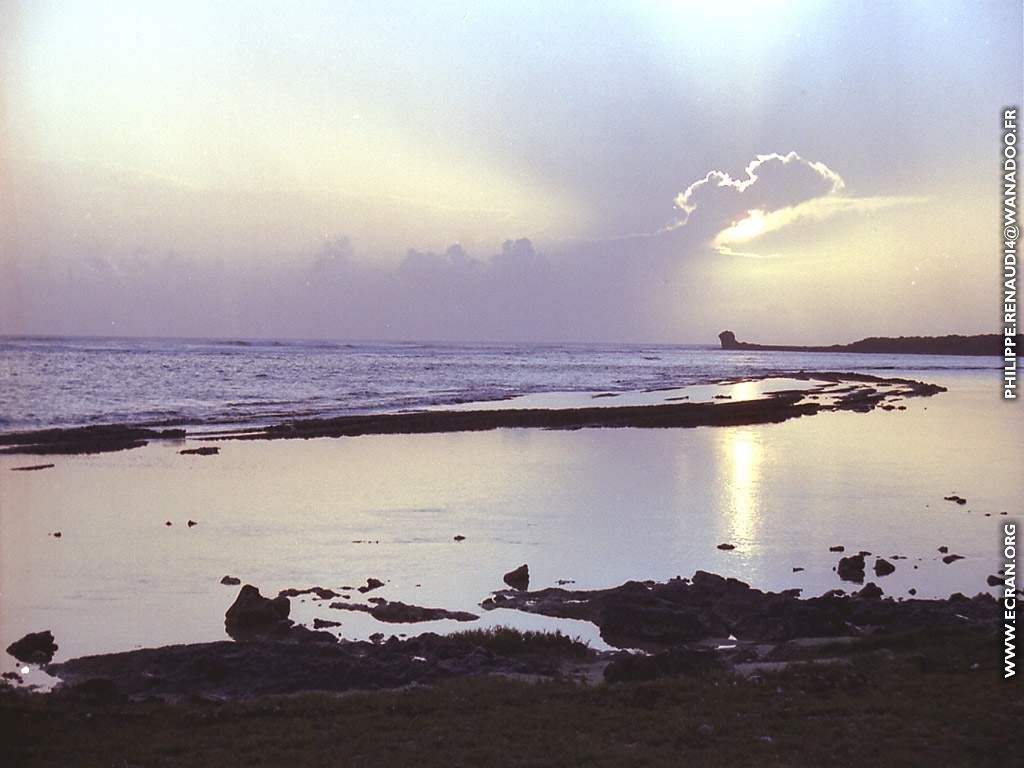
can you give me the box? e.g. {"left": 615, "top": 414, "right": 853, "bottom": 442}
{"left": 718, "top": 330, "right": 1012, "bottom": 356}
{"left": 0, "top": 373, "right": 946, "bottom": 455}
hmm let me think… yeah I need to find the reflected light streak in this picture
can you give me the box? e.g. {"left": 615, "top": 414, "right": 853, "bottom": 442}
{"left": 722, "top": 428, "right": 762, "bottom": 543}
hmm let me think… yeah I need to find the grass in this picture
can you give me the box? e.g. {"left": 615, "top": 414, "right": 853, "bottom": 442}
{"left": 0, "top": 628, "right": 1017, "bottom": 767}
{"left": 446, "top": 627, "right": 592, "bottom": 657}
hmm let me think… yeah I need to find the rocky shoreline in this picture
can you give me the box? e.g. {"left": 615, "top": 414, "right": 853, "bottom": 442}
{"left": 6, "top": 568, "right": 1004, "bottom": 702}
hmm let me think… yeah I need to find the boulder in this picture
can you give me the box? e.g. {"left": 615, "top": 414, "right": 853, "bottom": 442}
{"left": 358, "top": 578, "right": 385, "bottom": 594}
{"left": 503, "top": 564, "right": 530, "bottom": 591}
{"left": 857, "top": 583, "right": 884, "bottom": 600}
{"left": 224, "top": 585, "right": 291, "bottom": 637}
{"left": 6, "top": 630, "right": 58, "bottom": 664}
{"left": 874, "top": 558, "right": 896, "bottom": 577}
{"left": 837, "top": 554, "right": 866, "bottom": 583}
{"left": 220, "top": 575, "right": 242, "bottom": 586}
{"left": 942, "top": 554, "right": 964, "bottom": 564}
{"left": 717, "top": 543, "right": 736, "bottom": 551}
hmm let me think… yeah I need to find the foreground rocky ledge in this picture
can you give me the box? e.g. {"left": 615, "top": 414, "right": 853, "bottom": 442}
{"left": 481, "top": 570, "right": 998, "bottom": 649}
{"left": 28, "top": 571, "right": 999, "bottom": 701}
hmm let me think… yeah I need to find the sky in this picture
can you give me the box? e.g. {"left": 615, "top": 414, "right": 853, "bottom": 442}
{"left": 0, "top": 0, "right": 1021, "bottom": 343}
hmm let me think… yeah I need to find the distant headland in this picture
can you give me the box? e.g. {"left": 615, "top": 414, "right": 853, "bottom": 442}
{"left": 718, "top": 330, "right": 1012, "bottom": 356}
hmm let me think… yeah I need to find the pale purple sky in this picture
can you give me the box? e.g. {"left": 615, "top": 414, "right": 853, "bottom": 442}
{"left": 1, "top": 1, "right": 1020, "bottom": 343}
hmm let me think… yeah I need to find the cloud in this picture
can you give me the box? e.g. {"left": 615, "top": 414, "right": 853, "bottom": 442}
{"left": 673, "top": 152, "right": 844, "bottom": 225}
{"left": 712, "top": 194, "right": 926, "bottom": 257}
{"left": 667, "top": 151, "right": 921, "bottom": 258}
{"left": 0, "top": 151, "right": 932, "bottom": 342}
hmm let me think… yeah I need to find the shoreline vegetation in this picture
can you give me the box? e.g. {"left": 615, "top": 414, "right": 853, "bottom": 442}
{"left": 2, "top": 570, "right": 1015, "bottom": 766}
{"left": 0, "top": 371, "right": 945, "bottom": 456}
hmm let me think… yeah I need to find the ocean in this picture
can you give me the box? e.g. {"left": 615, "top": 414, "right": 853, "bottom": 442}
{"left": 0, "top": 336, "right": 1000, "bottom": 433}
{"left": 0, "top": 337, "right": 1020, "bottom": 663}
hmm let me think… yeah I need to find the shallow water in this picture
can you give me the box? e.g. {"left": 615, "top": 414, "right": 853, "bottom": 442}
{"left": 0, "top": 369, "right": 1020, "bottom": 687}
{"left": 0, "top": 335, "right": 998, "bottom": 433}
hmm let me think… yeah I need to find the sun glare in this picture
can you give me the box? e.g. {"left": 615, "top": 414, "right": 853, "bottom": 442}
{"left": 719, "top": 209, "right": 768, "bottom": 243}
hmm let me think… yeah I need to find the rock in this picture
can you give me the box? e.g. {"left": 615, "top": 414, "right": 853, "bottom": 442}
{"left": 837, "top": 554, "right": 866, "bottom": 583}
{"left": 874, "top": 558, "right": 896, "bottom": 577}
{"left": 329, "top": 600, "right": 479, "bottom": 623}
{"left": 943, "top": 495, "right": 967, "bottom": 505}
{"left": 187, "top": 520, "right": 198, "bottom": 527}
{"left": 369, "top": 632, "right": 385, "bottom": 644}
{"left": 829, "top": 545, "right": 845, "bottom": 552}
{"left": 220, "top": 575, "right": 241, "bottom": 586}
{"left": 278, "top": 586, "right": 340, "bottom": 600}
{"left": 224, "top": 585, "right": 291, "bottom": 637}
{"left": 357, "top": 578, "right": 385, "bottom": 594}
{"left": 165, "top": 521, "right": 172, "bottom": 527}
{"left": 453, "top": 535, "right": 466, "bottom": 541}
{"left": 792, "top": 567, "right": 805, "bottom": 572}
{"left": 942, "top": 554, "right": 964, "bottom": 564}
{"left": 908, "top": 588, "right": 917, "bottom": 595}
{"left": 179, "top": 446, "right": 219, "bottom": 456}
{"left": 987, "top": 575, "right": 1004, "bottom": 587}
{"left": 938, "top": 546, "right": 948, "bottom": 554}
{"left": 11, "top": 464, "right": 55, "bottom": 471}
{"left": 556, "top": 579, "right": 576, "bottom": 585}
{"left": 313, "top": 618, "right": 342, "bottom": 629}
{"left": 483, "top": 569, "right": 1004, "bottom": 649}
{"left": 857, "top": 583, "right": 884, "bottom": 600}
{"left": 503, "top": 564, "right": 530, "bottom": 591}
{"left": 6, "top": 630, "right": 58, "bottom": 664}
{"left": 717, "top": 543, "right": 736, "bottom": 551}
{"left": 52, "top": 531, "right": 62, "bottom": 538}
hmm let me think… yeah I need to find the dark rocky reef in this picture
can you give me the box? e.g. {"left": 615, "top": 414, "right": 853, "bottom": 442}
{"left": 36, "top": 571, "right": 1003, "bottom": 700}
{"left": 718, "top": 329, "right": 1015, "bottom": 356}
{"left": 45, "top": 631, "right": 591, "bottom": 700}
{"left": 480, "top": 571, "right": 998, "bottom": 649}
{"left": 225, "top": 371, "right": 942, "bottom": 445}
{"left": 0, "top": 425, "right": 185, "bottom": 456}
{"left": 328, "top": 599, "right": 479, "bottom": 623}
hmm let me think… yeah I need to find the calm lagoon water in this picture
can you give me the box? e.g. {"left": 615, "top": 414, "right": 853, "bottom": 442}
{"left": 1, "top": 367, "right": 1019, "bottom": 676}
